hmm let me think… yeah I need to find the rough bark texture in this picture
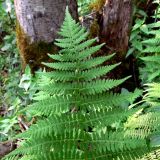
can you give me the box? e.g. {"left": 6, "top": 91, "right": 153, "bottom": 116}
{"left": 0, "top": 141, "right": 16, "bottom": 159}
{"left": 100, "top": 0, "right": 132, "bottom": 55}
{"left": 14, "top": 0, "right": 78, "bottom": 71}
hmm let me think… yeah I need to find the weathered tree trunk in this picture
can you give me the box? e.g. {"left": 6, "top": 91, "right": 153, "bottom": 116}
{"left": 91, "top": 0, "right": 134, "bottom": 89}
{"left": 99, "top": 0, "right": 133, "bottom": 55}
{"left": 14, "top": 0, "right": 78, "bottom": 71}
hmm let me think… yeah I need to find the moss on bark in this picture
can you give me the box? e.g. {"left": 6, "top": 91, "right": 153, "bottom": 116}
{"left": 16, "top": 21, "right": 58, "bottom": 73}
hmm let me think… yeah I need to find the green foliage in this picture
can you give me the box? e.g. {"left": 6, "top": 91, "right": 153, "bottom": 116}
{"left": 124, "top": 2, "right": 160, "bottom": 159}
{"left": 125, "top": 82, "right": 160, "bottom": 159}
{"left": 127, "top": 0, "right": 160, "bottom": 84}
{"left": 139, "top": 1, "right": 160, "bottom": 83}
{"left": 0, "top": 0, "right": 38, "bottom": 142}
{"left": 4, "top": 8, "right": 159, "bottom": 160}
{"left": 0, "top": 0, "right": 15, "bottom": 33}
{"left": 0, "top": 0, "right": 19, "bottom": 141}
{"left": 126, "top": 5, "right": 147, "bottom": 58}
{"left": 0, "top": 63, "right": 37, "bottom": 141}
{"left": 78, "top": 0, "right": 92, "bottom": 15}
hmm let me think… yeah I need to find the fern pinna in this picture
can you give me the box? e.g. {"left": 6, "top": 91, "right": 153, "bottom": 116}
{"left": 4, "top": 8, "right": 154, "bottom": 160}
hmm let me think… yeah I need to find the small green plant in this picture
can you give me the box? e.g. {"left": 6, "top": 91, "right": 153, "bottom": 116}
{"left": 124, "top": 2, "right": 160, "bottom": 159}
{"left": 4, "top": 8, "right": 159, "bottom": 160}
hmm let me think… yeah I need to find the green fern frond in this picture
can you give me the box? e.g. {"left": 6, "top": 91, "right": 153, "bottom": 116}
{"left": 40, "top": 63, "right": 120, "bottom": 82}
{"left": 48, "top": 44, "right": 105, "bottom": 62}
{"left": 145, "top": 83, "right": 160, "bottom": 98}
{"left": 125, "top": 112, "right": 160, "bottom": 139}
{"left": 4, "top": 7, "right": 153, "bottom": 160}
{"left": 43, "top": 55, "right": 114, "bottom": 71}
{"left": 26, "top": 90, "right": 141, "bottom": 116}
{"left": 33, "top": 149, "right": 85, "bottom": 160}
{"left": 139, "top": 8, "right": 160, "bottom": 83}
{"left": 95, "top": 148, "right": 149, "bottom": 160}
{"left": 126, "top": 82, "right": 160, "bottom": 140}
{"left": 38, "top": 77, "right": 130, "bottom": 96}
{"left": 17, "top": 107, "right": 135, "bottom": 140}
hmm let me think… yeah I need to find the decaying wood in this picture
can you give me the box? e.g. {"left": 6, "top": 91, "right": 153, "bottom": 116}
{"left": 100, "top": 0, "right": 133, "bottom": 54}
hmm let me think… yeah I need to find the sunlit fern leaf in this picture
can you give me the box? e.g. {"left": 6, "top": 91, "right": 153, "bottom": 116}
{"left": 141, "top": 149, "right": 160, "bottom": 160}
{"left": 24, "top": 90, "right": 142, "bottom": 116}
{"left": 145, "top": 83, "right": 160, "bottom": 98}
{"left": 39, "top": 77, "right": 130, "bottom": 96}
{"left": 125, "top": 82, "right": 160, "bottom": 141}
{"left": 140, "top": 56, "right": 160, "bottom": 62}
{"left": 29, "top": 149, "right": 85, "bottom": 160}
{"left": 125, "top": 112, "right": 160, "bottom": 139}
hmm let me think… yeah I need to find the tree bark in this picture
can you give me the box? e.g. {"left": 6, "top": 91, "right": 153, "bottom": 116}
{"left": 0, "top": 141, "right": 16, "bottom": 159}
{"left": 89, "top": 0, "right": 134, "bottom": 89}
{"left": 14, "top": 0, "right": 78, "bottom": 71}
{"left": 99, "top": 0, "right": 133, "bottom": 55}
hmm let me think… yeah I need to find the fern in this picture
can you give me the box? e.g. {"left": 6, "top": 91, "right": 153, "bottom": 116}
{"left": 125, "top": 83, "right": 160, "bottom": 153}
{"left": 124, "top": 84, "right": 160, "bottom": 160}
{"left": 4, "top": 8, "right": 154, "bottom": 160}
{"left": 127, "top": 0, "right": 160, "bottom": 83}
{"left": 139, "top": 0, "right": 160, "bottom": 83}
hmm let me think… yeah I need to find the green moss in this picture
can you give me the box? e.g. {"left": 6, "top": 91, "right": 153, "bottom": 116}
{"left": 89, "top": 0, "right": 106, "bottom": 12}
{"left": 16, "top": 20, "right": 58, "bottom": 73}
{"left": 88, "top": 19, "right": 100, "bottom": 39}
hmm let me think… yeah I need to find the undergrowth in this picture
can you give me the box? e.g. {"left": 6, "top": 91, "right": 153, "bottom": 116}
{"left": 127, "top": 0, "right": 160, "bottom": 84}
{"left": 0, "top": 0, "right": 36, "bottom": 142}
